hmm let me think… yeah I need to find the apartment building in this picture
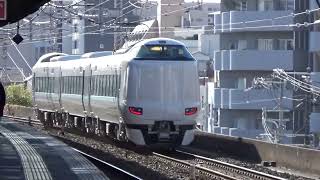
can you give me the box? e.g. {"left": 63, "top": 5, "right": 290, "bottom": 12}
{"left": 205, "top": 0, "right": 312, "bottom": 143}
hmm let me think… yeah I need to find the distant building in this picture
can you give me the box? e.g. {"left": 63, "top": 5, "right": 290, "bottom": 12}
{"left": 70, "top": 0, "right": 140, "bottom": 54}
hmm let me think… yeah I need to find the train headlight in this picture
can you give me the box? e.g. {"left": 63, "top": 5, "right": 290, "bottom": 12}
{"left": 129, "top": 107, "right": 143, "bottom": 115}
{"left": 185, "top": 107, "right": 197, "bottom": 116}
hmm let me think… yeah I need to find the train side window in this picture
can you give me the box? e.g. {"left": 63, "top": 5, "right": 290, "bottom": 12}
{"left": 36, "top": 77, "right": 40, "bottom": 92}
{"left": 79, "top": 76, "right": 81, "bottom": 94}
{"left": 61, "top": 77, "right": 64, "bottom": 93}
{"left": 66, "top": 76, "right": 70, "bottom": 94}
{"left": 75, "top": 76, "right": 78, "bottom": 94}
{"left": 91, "top": 76, "right": 95, "bottom": 95}
{"left": 97, "top": 75, "right": 101, "bottom": 96}
{"left": 78, "top": 76, "right": 81, "bottom": 94}
{"left": 113, "top": 74, "right": 116, "bottom": 97}
{"left": 69, "top": 76, "right": 72, "bottom": 94}
{"left": 40, "top": 77, "right": 43, "bottom": 92}
{"left": 105, "top": 75, "right": 108, "bottom": 96}
{"left": 73, "top": 76, "right": 76, "bottom": 94}
{"left": 35, "top": 77, "right": 38, "bottom": 92}
{"left": 47, "top": 77, "right": 50, "bottom": 93}
{"left": 108, "top": 75, "right": 112, "bottom": 96}
{"left": 100, "top": 75, "right": 104, "bottom": 96}
{"left": 48, "top": 77, "right": 50, "bottom": 93}
{"left": 64, "top": 76, "right": 67, "bottom": 94}
{"left": 64, "top": 77, "right": 66, "bottom": 94}
{"left": 98, "top": 75, "right": 101, "bottom": 96}
{"left": 96, "top": 75, "right": 100, "bottom": 96}
{"left": 44, "top": 77, "right": 48, "bottom": 92}
{"left": 51, "top": 77, "right": 53, "bottom": 93}
{"left": 101, "top": 75, "right": 105, "bottom": 96}
{"left": 71, "top": 76, "right": 74, "bottom": 94}
{"left": 110, "top": 74, "right": 113, "bottom": 97}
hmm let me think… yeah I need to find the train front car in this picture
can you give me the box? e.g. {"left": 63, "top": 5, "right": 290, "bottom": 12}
{"left": 122, "top": 38, "right": 200, "bottom": 146}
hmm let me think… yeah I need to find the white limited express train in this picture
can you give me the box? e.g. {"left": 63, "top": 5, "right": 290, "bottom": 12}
{"left": 32, "top": 38, "right": 200, "bottom": 146}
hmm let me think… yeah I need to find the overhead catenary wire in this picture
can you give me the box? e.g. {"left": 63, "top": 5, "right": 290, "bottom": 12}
{"left": 2, "top": 1, "right": 320, "bottom": 49}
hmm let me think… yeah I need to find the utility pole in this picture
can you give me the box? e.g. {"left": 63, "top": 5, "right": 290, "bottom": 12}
{"left": 29, "top": 18, "right": 32, "bottom": 41}
{"left": 57, "top": 0, "right": 63, "bottom": 52}
{"left": 98, "top": 0, "right": 103, "bottom": 49}
{"left": 278, "top": 80, "right": 285, "bottom": 142}
{"left": 304, "top": 75, "right": 311, "bottom": 145}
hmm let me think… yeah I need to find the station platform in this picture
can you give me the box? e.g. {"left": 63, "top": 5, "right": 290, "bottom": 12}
{"left": 0, "top": 117, "right": 108, "bottom": 180}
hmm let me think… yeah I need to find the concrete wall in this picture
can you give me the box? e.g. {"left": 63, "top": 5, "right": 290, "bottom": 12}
{"left": 192, "top": 131, "right": 320, "bottom": 175}
{"left": 212, "top": 88, "right": 293, "bottom": 110}
{"left": 214, "top": 50, "right": 295, "bottom": 71}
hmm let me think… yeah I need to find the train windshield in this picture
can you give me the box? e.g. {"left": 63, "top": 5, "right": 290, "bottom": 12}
{"left": 134, "top": 45, "right": 195, "bottom": 61}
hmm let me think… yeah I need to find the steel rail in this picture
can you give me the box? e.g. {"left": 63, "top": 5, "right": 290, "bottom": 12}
{"left": 152, "top": 152, "right": 237, "bottom": 180}
{"left": 175, "top": 149, "right": 286, "bottom": 180}
{"left": 73, "top": 148, "right": 142, "bottom": 180}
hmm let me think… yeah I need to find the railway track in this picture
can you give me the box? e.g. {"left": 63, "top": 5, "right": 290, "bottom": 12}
{"left": 153, "top": 151, "right": 238, "bottom": 180}
{"left": 7, "top": 116, "right": 287, "bottom": 180}
{"left": 153, "top": 150, "right": 286, "bottom": 180}
{"left": 73, "top": 148, "right": 142, "bottom": 180}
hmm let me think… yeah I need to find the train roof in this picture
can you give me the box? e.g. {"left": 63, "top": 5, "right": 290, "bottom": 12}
{"left": 82, "top": 51, "right": 113, "bottom": 58}
{"left": 50, "top": 55, "right": 82, "bottom": 62}
{"left": 133, "top": 38, "right": 186, "bottom": 48}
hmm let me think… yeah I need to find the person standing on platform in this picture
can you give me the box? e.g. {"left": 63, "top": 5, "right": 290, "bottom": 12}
{"left": 0, "top": 81, "right": 6, "bottom": 122}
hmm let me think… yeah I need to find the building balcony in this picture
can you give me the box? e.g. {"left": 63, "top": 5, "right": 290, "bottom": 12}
{"left": 213, "top": 50, "right": 308, "bottom": 71}
{"left": 214, "top": 10, "right": 294, "bottom": 33}
{"left": 309, "top": 32, "right": 320, "bottom": 52}
{"left": 211, "top": 88, "right": 293, "bottom": 110}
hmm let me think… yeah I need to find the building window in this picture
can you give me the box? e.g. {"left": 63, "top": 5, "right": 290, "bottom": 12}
{"left": 235, "top": 1, "right": 247, "bottom": 11}
{"left": 74, "top": 40, "right": 78, "bottom": 49}
{"left": 240, "top": 1, "right": 247, "bottom": 11}
{"left": 208, "top": 7, "right": 213, "bottom": 11}
{"left": 279, "top": 0, "right": 294, "bottom": 10}
{"left": 236, "top": 77, "right": 247, "bottom": 89}
{"left": 229, "top": 41, "right": 238, "bottom": 50}
{"left": 258, "top": 0, "right": 273, "bottom": 11}
{"left": 74, "top": 24, "right": 78, "bottom": 33}
{"left": 258, "top": 39, "right": 273, "bottom": 50}
{"left": 279, "top": 39, "right": 294, "bottom": 50}
{"left": 238, "top": 40, "right": 247, "bottom": 50}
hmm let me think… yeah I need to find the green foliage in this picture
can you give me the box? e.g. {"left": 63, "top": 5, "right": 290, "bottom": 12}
{"left": 5, "top": 84, "right": 32, "bottom": 107}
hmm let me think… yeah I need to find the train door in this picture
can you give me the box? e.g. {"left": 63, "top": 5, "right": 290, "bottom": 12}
{"left": 82, "top": 65, "right": 92, "bottom": 114}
